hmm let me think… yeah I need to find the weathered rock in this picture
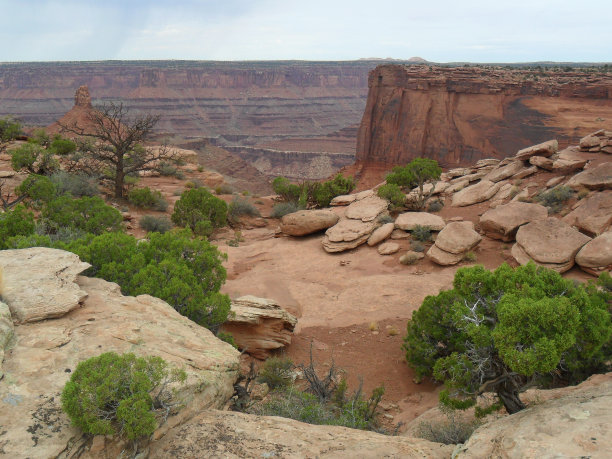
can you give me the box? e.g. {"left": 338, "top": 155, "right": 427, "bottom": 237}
{"left": 344, "top": 195, "right": 388, "bottom": 222}
{"left": 567, "top": 162, "right": 612, "bottom": 190}
{"left": 151, "top": 410, "right": 454, "bottom": 459}
{"left": 447, "top": 167, "right": 472, "bottom": 178}
{"left": 0, "top": 300, "right": 13, "bottom": 378}
{"left": 426, "top": 244, "right": 464, "bottom": 266}
{"left": 390, "top": 228, "right": 410, "bottom": 239}
{"left": 329, "top": 189, "right": 374, "bottom": 206}
{"left": 529, "top": 155, "right": 554, "bottom": 170}
{"left": 322, "top": 218, "right": 377, "bottom": 253}
{"left": 513, "top": 218, "right": 591, "bottom": 271}
{"left": 451, "top": 180, "right": 502, "bottom": 206}
{"left": 515, "top": 139, "right": 558, "bottom": 160}
{"left": 367, "top": 222, "right": 395, "bottom": 246}
{"left": 552, "top": 158, "right": 588, "bottom": 173}
{"left": 511, "top": 243, "right": 574, "bottom": 273}
{"left": 446, "top": 178, "right": 470, "bottom": 193}
{"left": 546, "top": 176, "right": 565, "bottom": 188}
{"left": 580, "top": 134, "right": 602, "bottom": 150}
{"left": 511, "top": 165, "right": 538, "bottom": 180}
{"left": 456, "top": 373, "right": 612, "bottom": 459}
{"left": 377, "top": 242, "right": 400, "bottom": 255}
{"left": 0, "top": 251, "right": 240, "bottom": 458}
{"left": 475, "top": 158, "right": 500, "bottom": 168}
{"left": 575, "top": 231, "right": 612, "bottom": 269}
{"left": 280, "top": 209, "right": 339, "bottom": 236}
{"left": 491, "top": 182, "right": 514, "bottom": 201}
{"left": 484, "top": 161, "right": 524, "bottom": 182}
{"left": 480, "top": 202, "right": 548, "bottom": 241}
{"left": 0, "top": 248, "right": 91, "bottom": 323}
{"left": 563, "top": 190, "right": 612, "bottom": 235}
{"left": 511, "top": 187, "right": 531, "bottom": 202}
{"left": 395, "top": 212, "right": 446, "bottom": 231}
{"left": 0, "top": 171, "right": 15, "bottom": 178}
{"left": 435, "top": 221, "right": 482, "bottom": 254}
{"left": 221, "top": 295, "right": 297, "bottom": 359}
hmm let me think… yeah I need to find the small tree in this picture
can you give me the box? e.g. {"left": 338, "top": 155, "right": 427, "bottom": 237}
{"left": 386, "top": 158, "right": 441, "bottom": 209}
{"left": 403, "top": 263, "right": 611, "bottom": 414}
{"left": 59, "top": 102, "right": 181, "bottom": 198}
{"left": 171, "top": 188, "right": 227, "bottom": 236}
{"left": 0, "top": 205, "right": 35, "bottom": 249}
{"left": 10, "top": 143, "right": 59, "bottom": 175}
{"left": 41, "top": 195, "right": 123, "bottom": 235}
{"left": 0, "top": 116, "right": 22, "bottom": 153}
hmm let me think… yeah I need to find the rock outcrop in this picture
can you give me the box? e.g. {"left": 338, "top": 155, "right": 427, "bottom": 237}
{"left": 575, "top": 231, "right": 612, "bottom": 273}
{"left": 567, "top": 162, "right": 612, "bottom": 190}
{"left": 280, "top": 210, "right": 340, "bottom": 236}
{"left": 220, "top": 295, "right": 297, "bottom": 359}
{"left": 451, "top": 180, "right": 503, "bottom": 207}
{"left": 427, "top": 221, "right": 481, "bottom": 265}
{"left": 480, "top": 202, "right": 548, "bottom": 241}
{"left": 395, "top": 212, "right": 445, "bottom": 231}
{"left": 563, "top": 190, "right": 612, "bottom": 235}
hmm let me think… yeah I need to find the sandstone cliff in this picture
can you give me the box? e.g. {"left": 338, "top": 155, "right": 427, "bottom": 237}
{"left": 355, "top": 65, "right": 612, "bottom": 177}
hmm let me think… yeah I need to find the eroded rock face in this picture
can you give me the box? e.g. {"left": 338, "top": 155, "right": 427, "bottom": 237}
{"left": 322, "top": 219, "right": 378, "bottom": 253}
{"left": 567, "top": 162, "right": 612, "bottom": 190}
{"left": 395, "top": 212, "right": 445, "bottom": 231}
{"left": 480, "top": 202, "right": 548, "bottom": 241}
{"left": 515, "top": 139, "right": 558, "bottom": 160}
{"left": 367, "top": 222, "right": 394, "bottom": 246}
{"left": 0, "top": 300, "right": 13, "bottom": 379}
{"left": 451, "top": 180, "right": 502, "bottom": 207}
{"left": 563, "top": 190, "right": 612, "bottom": 235}
{"left": 434, "top": 221, "right": 482, "bottom": 255}
{"left": 484, "top": 161, "right": 524, "bottom": 182}
{"left": 575, "top": 231, "right": 612, "bottom": 270}
{"left": 220, "top": 295, "right": 297, "bottom": 360}
{"left": 150, "top": 410, "right": 454, "bottom": 459}
{"left": 0, "top": 250, "right": 240, "bottom": 458}
{"left": 344, "top": 195, "right": 388, "bottom": 222}
{"left": 280, "top": 210, "right": 340, "bottom": 236}
{"left": 0, "top": 248, "right": 91, "bottom": 323}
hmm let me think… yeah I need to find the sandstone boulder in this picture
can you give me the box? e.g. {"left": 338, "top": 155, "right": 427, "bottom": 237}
{"left": 567, "top": 162, "right": 612, "bottom": 190}
{"left": 344, "top": 195, "right": 388, "bottom": 222}
{"left": 513, "top": 218, "right": 591, "bottom": 272}
{"left": 529, "top": 155, "right": 554, "bottom": 170}
{"left": 480, "top": 202, "right": 548, "bottom": 241}
{"left": 0, "top": 247, "right": 91, "bottom": 323}
{"left": 220, "top": 295, "right": 297, "bottom": 359}
{"left": 0, "top": 300, "right": 13, "bottom": 379}
{"left": 511, "top": 166, "right": 538, "bottom": 180}
{"left": 446, "top": 178, "right": 470, "bottom": 193}
{"left": 434, "top": 221, "right": 482, "bottom": 254}
{"left": 484, "top": 161, "right": 524, "bottom": 182}
{"left": 390, "top": 229, "right": 411, "bottom": 239}
{"left": 367, "top": 222, "right": 395, "bottom": 246}
{"left": 322, "top": 218, "right": 377, "bottom": 253}
{"left": 546, "top": 176, "right": 565, "bottom": 188}
{"left": 330, "top": 189, "right": 374, "bottom": 206}
{"left": 451, "top": 180, "right": 502, "bottom": 206}
{"left": 377, "top": 242, "right": 400, "bottom": 255}
{"left": 515, "top": 139, "right": 558, "bottom": 160}
{"left": 475, "top": 158, "right": 500, "bottom": 168}
{"left": 580, "top": 134, "right": 602, "bottom": 150}
{"left": 575, "top": 231, "right": 612, "bottom": 270}
{"left": 563, "top": 190, "right": 612, "bottom": 235}
{"left": 426, "top": 244, "right": 464, "bottom": 266}
{"left": 395, "top": 212, "right": 445, "bottom": 231}
{"left": 280, "top": 209, "right": 339, "bottom": 236}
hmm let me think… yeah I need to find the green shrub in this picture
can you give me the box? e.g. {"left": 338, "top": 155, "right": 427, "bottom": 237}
{"left": 41, "top": 195, "right": 123, "bottom": 235}
{"left": 258, "top": 357, "right": 295, "bottom": 389}
{"left": 400, "top": 252, "right": 421, "bottom": 265}
{"left": 270, "top": 202, "right": 300, "bottom": 218}
{"left": 377, "top": 183, "right": 406, "bottom": 208}
{"left": 272, "top": 176, "right": 302, "bottom": 203}
{"left": 16, "top": 174, "right": 57, "bottom": 207}
{"left": 49, "top": 138, "right": 77, "bottom": 155}
{"left": 217, "top": 331, "right": 238, "bottom": 348}
{"left": 411, "top": 240, "right": 425, "bottom": 252}
{"left": 128, "top": 187, "right": 168, "bottom": 211}
{"left": 386, "top": 158, "right": 442, "bottom": 209}
{"left": 0, "top": 116, "right": 22, "bottom": 147}
{"left": 411, "top": 225, "right": 432, "bottom": 242}
{"left": 463, "top": 251, "right": 477, "bottom": 262}
{"left": 416, "top": 409, "right": 480, "bottom": 445}
{"left": 61, "top": 352, "right": 186, "bottom": 440}
{"left": 11, "top": 143, "right": 58, "bottom": 175}
{"left": 158, "top": 161, "right": 181, "bottom": 177}
{"left": 50, "top": 171, "right": 99, "bottom": 197}
{"left": 310, "top": 174, "right": 355, "bottom": 207}
{"left": 377, "top": 214, "right": 394, "bottom": 224}
{"left": 427, "top": 199, "right": 444, "bottom": 212}
{"left": 139, "top": 215, "right": 172, "bottom": 234}
{"left": 228, "top": 196, "right": 260, "bottom": 221}
{"left": 215, "top": 184, "right": 235, "bottom": 195}
{"left": 172, "top": 188, "right": 228, "bottom": 237}
{"left": 0, "top": 205, "right": 35, "bottom": 249}
{"left": 536, "top": 186, "right": 573, "bottom": 213}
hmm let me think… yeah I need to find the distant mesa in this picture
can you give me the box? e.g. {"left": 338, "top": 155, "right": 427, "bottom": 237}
{"left": 407, "top": 56, "right": 428, "bottom": 63}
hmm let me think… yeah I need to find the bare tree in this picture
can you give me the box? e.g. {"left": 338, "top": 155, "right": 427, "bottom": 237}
{"left": 59, "top": 102, "right": 181, "bottom": 198}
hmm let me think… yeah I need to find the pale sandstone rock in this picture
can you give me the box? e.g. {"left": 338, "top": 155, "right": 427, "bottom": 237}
{"left": 377, "top": 242, "right": 400, "bottom": 255}
{"left": 447, "top": 167, "right": 472, "bottom": 178}
{"left": 552, "top": 158, "right": 588, "bottom": 173}
{"left": 529, "top": 155, "right": 554, "bottom": 170}
{"left": 580, "top": 134, "right": 602, "bottom": 150}
{"left": 390, "top": 229, "right": 411, "bottom": 239}
{"left": 546, "top": 176, "right": 565, "bottom": 188}
{"left": 434, "top": 221, "right": 481, "bottom": 254}
{"left": 515, "top": 217, "right": 591, "bottom": 265}
{"left": 484, "top": 161, "right": 524, "bottom": 182}
{"left": 475, "top": 158, "right": 500, "bottom": 168}
{"left": 426, "top": 244, "right": 463, "bottom": 266}
{"left": 511, "top": 187, "right": 531, "bottom": 202}
{"left": 151, "top": 410, "right": 454, "bottom": 459}
{"left": 567, "top": 162, "right": 612, "bottom": 190}
{"left": 480, "top": 202, "right": 548, "bottom": 241}
{"left": 491, "top": 182, "right": 514, "bottom": 201}
{"left": 511, "top": 243, "right": 574, "bottom": 273}
{"left": 515, "top": 139, "right": 558, "bottom": 160}
{"left": 280, "top": 209, "right": 339, "bottom": 236}
{"left": 446, "top": 179, "right": 470, "bottom": 193}
{"left": 0, "top": 300, "right": 13, "bottom": 378}
{"left": 220, "top": 295, "right": 297, "bottom": 359}
{"left": 456, "top": 374, "right": 612, "bottom": 459}
{"left": 0, "top": 260, "right": 240, "bottom": 458}
{"left": 575, "top": 231, "right": 612, "bottom": 269}
{"left": 0, "top": 248, "right": 91, "bottom": 323}
{"left": 511, "top": 166, "right": 538, "bottom": 180}
{"left": 451, "top": 171, "right": 487, "bottom": 183}
{"left": 322, "top": 219, "right": 377, "bottom": 253}
{"left": 329, "top": 189, "right": 374, "bottom": 206}
{"left": 395, "top": 212, "right": 445, "bottom": 231}
{"left": 0, "top": 171, "right": 15, "bottom": 178}
{"left": 344, "top": 195, "right": 388, "bottom": 222}
{"left": 451, "top": 180, "right": 503, "bottom": 206}
{"left": 367, "top": 222, "right": 395, "bottom": 246}
{"left": 563, "top": 190, "right": 612, "bottom": 235}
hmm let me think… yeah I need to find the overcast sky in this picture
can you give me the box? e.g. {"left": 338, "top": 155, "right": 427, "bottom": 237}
{"left": 1, "top": 0, "right": 611, "bottom": 62}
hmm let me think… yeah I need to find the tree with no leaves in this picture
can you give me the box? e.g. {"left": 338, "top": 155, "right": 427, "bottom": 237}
{"left": 59, "top": 102, "right": 181, "bottom": 198}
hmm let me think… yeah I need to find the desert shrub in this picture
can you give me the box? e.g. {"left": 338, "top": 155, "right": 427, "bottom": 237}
{"left": 171, "top": 188, "right": 227, "bottom": 237}
{"left": 49, "top": 138, "right": 77, "bottom": 155}
{"left": 128, "top": 187, "right": 168, "bottom": 211}
{"left": 386, "top": 158, "right": 442, "bottom": 209}
{"left": 463, "top": 251, "right": 477, "bottom": 262}
{"left": 28, "top": 128, "right": 50, "bottom": 147}
{"left": 576, "top": 189, "right": 589, "bottom": 200}
{"left": 400, "top": 252, "right": 420, "bottom": 265}
{"left": 139, "top": 215, "right": 172, "bottom": 234}
{"left": 0, "top": 116, "right": 22, "bottom": 148}
{"left": 228, "top": 196, "right": 260, "bottom": 221}
{"left": 270, "top": 202, "right": 300, "bottom": 218}
{"left": 215, "top": 184, "right": 235, "bottom": 195}
{"left": 11, "top": 143, "right": 58, "bottom": 175}
{"left": 272, "top": 176, "right": 302, "bottom": 203}
{"left": 158, "top": 161, "right": 182, "bottom": 177}
{"left": 536, "top": 186, "right": 573, "bottom": 213}
{"left": 377, "top": 214, "right": 394, "bottom": 224}
{"left": 416, "top": 409, "right": 480, "bottom": 445}
{"left": 403, "top": 263, "right": 611, "bottom": 414}
{"left": 61, "top": 352, "right": 186, "bottom": 440}
{"left": 41, "top": 195, "right": 123, "bottom": 235}
{"left": 411, "top": 225, "right": 432, "bottom": 242}
{"left": 411, "top": 240, "right": 425, "bottom": 252}
{"left": 217, "top": 331, "right": 238, "bottom": 348}
{"left": 0, "top": 205, "right": 35, "bottom": 249}
{"left": 377, "top": 183, "right": 406, "bottom": 208}
{"left": 258, "top": 357, "right": 295, "bottom": 389}
{"left": 15, "top": 174, "right": 57, "bottom": 207}
{"left": 427, "top": 199, "right": 444, "bottom": 212}
{"left": 310, "top": 174, "right": 355, "bottom": 207}
{"left": 50, "top": 171, "right": 99, "bottom": 197}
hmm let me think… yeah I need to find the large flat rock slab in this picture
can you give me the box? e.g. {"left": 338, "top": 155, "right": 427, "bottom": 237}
{"left": 575, "top": 231, "right": 612, "bottom": 269}
{"left": 280, "top": 209, "right": 339, "bottom": 236}
{"left": 451, "top": 180, "right": 502, "bottom": 206}
{"left": 434, "top": 221, "right": 482, "bottom": 254}
{"left": 563, "top": 190, "right": 612, "bottom": 235}
{"left": 567, "top": 162, "right": 612, "bottom": 190}
{"left": 480, "top": 202, "right": 548, "bottom": 241}
{"left": 515, "top": 139, "right": 558, "bottom": 160}
{"left": 0, "top": 248, "right": 91, "bottom": 323}
{"left": 395, "top": 212, "right": 445, "bottom": 231}
{"left": 322, "top": 218, "right": 377, "bottom": 253}
{"left": 344, "top": 195, "right": 388, "bottom": 222}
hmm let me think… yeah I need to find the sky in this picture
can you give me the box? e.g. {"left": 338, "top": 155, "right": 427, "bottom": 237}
{"left": 1, "top": 0, "right": 611, "bottom": 63}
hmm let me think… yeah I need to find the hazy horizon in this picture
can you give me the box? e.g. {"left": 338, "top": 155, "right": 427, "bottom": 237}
{"left": 1, "top": 0, "right": 611, "bottom": 63}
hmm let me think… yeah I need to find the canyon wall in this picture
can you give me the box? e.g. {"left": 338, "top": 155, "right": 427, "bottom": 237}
{"left": 356, "top": 65, "right": 612, "bottom": 173}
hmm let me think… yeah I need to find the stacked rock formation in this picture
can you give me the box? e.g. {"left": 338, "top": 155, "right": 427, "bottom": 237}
{"left": 579, "top": 129, "right": 612, "bottom": 154}
{"left": 426, "top": 221, "right": 482, "bottom": 266}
